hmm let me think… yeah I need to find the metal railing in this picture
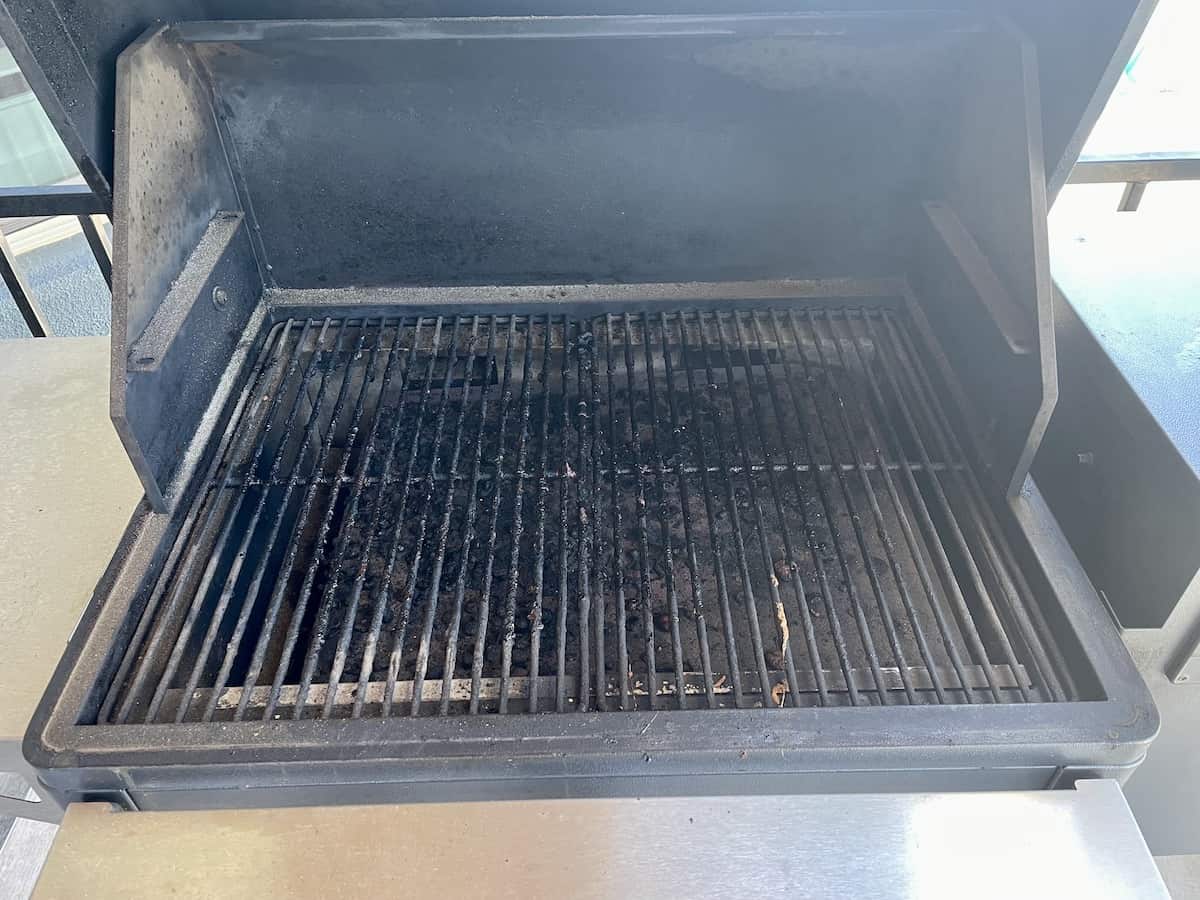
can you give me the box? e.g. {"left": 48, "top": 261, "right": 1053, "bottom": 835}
{"left": 0, "top": 184, "right": 111, "bottom": 337}
{"left": 1068, "top": 152, "right": 1200, "bottom": 211}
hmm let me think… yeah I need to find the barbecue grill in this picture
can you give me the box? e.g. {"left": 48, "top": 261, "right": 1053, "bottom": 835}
{"left": 17, "top": 9, "right": 1159, "bottom": 809}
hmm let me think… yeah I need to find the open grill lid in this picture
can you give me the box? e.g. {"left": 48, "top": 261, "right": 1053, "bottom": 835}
{"left": 0, "top": 2, "right": 1151, "bottom": 513}
{"left": 94, "top": 12, "right": 1057, "bottom": 513}
{"left": 0, "top": 0, "right": 1155, "bottom": 210}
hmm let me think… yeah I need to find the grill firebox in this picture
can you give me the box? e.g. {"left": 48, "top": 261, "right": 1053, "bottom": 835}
{"left": 102, "top": 307, "right": 1073, "bottom": 724}
{"left": 25, "top": 14, "right": 1158, "bottom": 807}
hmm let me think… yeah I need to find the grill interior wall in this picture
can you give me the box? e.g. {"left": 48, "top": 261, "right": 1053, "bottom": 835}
{"left": 97, "top": 306, "right": 1077, "bottom": 724}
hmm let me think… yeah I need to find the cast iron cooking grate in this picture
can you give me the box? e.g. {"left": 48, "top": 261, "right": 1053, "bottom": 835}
{"left": 96, "top": 306, "right": 1075, "bottom": 723}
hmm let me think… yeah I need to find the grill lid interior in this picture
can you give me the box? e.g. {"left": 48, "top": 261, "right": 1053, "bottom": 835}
{"left": 110, "top": 14, "right": 1054, "bottom": 511}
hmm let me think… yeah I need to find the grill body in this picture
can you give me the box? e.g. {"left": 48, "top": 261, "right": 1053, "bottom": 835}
{"left": 27, "top": 296, "right": 1157, "bottom": 808}
{"left": 25, "top": 13, "right": 1157, "bottom": 808}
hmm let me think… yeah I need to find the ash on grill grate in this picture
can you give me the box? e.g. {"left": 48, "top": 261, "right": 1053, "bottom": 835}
{"left": 98, "top": 307, "right": 1073, "bottom": 724}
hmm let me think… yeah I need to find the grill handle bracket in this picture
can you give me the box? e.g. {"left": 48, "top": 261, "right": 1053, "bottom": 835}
{"left": 921, "top": 201, "right": 1033, "bottom": 357}
{"left": 111, "top": 27, "right": 264, "bottom": 511}
{"left": 127, "top": 211, "right": 244, "bottom": 373}
{"left": 909, "top": 20, "right": 1056, "bottom": 499}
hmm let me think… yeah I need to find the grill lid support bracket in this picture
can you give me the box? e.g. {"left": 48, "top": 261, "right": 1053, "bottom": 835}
{"left": 111, "top": 27, "right": 264, "bottom": 511}
{"left": 908, "top": 19, "right": 1057, "bottom": 499}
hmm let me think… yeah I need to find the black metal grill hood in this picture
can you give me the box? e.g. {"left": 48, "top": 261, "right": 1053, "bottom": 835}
{"left": 0, "top": 1, "right": 1156, "bottom": 210}
{"left": 108, "top": 13, "right": 1059, "bottom": 509}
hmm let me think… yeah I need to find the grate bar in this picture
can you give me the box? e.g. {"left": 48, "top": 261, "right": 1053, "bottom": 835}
{"left": 100, "top": 308, "right": 1075, "bottom": 724}
{"left": 497, "top": 319, "right": 537, "bottom": 713}
{"left": 577, "top": 324, "right": 600, "bottom": 711}
{"left": 587, "top": 324, "right": 606, "bottom": 710}
{"left": 468, "top": 318, "right": 519, "bottom": 715}
{"left": 620, "top": 313, "right": 661, "bottom": 708}
{"left": 638, "top": 316, "right": 689, "bottom": 708}
{"left": 604, "top": 317, "right": 633, "bottom": 710}
{"left": 526, "top": 316, "right": 555, "bottom": 713}
{"left": 658, "top": 313, "right": 718, "bottom": 709}
{"left": 555, "top": 317, "right": 575, "bottom": 712}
